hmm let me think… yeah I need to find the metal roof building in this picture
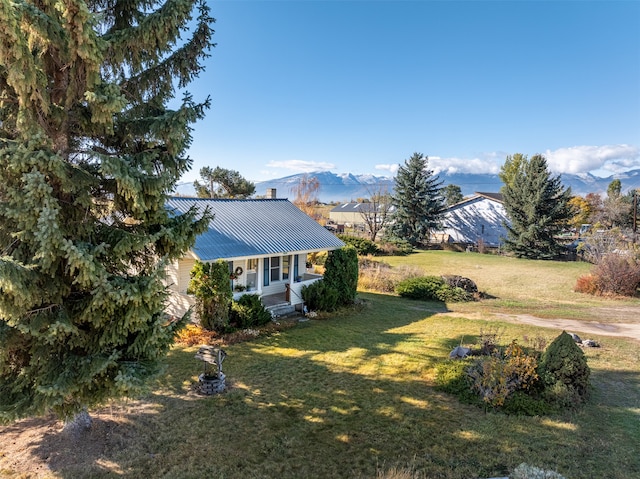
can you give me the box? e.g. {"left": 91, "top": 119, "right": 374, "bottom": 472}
{"left": 166, "top": 197, "right": 345, "bottom": 261}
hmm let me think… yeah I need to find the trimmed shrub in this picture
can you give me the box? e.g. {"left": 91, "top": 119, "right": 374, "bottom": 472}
{"left": 229, "top": 293, "right": 272, "bottom": 329}
{"left": 538, "top": 331, "right": 591, "bottom": 407}
{"left": 301, "top": 280, "right": 340, "bottom": 312}
{"left": 395, "top": 276, "right": 476, "bottom": 302}
{"left": 337, "top": 234, "right": 379, "bottom": 256}
{"left": 188, "top": 260, "right": 232, "bottom": 332}
{"left": 323, "top": 246, "right": 359, "bottom": 305}
{"left": 395, "top": 276, "right": 446, "bottom": 301}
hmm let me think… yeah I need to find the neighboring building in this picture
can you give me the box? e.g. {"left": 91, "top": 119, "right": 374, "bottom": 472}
{"left": 329, "top": 202, "right": 396, "bottom": 226}
{"left": 438, "top": 192, "right": 509, "bottom": 247}
{"left": 164, "top": 194, "right": 344, "bottom": 318}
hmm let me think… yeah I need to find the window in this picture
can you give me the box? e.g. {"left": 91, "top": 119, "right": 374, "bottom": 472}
{"left": 282, "top": 255, "right": 290, "bottom": 280}
{"left": 246, "top": 258, "right": 258, "bottom": 290}
{"left": 270, "top": 256, "right": 280, "bottom": 282}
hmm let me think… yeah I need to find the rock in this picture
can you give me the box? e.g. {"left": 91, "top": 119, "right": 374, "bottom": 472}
{"left": 449, "top": 346, "right": 471, "bottom": 359}
{"left": 568, "top": 332, "right": 581, "bottom": 343}
{"left": 441, "top": 275, "right": 478, "bottom": 294}
{"left": 581, "top": 339, "right": 599, "bottom": 348}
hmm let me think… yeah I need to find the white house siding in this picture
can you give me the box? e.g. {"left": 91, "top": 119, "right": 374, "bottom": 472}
{"left": 441, "top": 196, "right": 509, "bottom": 247}
{"left": 165, "top": 291, "right": 195, "bottom": 320}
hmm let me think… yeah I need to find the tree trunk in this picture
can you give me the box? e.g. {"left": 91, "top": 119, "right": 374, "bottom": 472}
{"left": 62, "top": 408, "right": 92, "bottom": 437}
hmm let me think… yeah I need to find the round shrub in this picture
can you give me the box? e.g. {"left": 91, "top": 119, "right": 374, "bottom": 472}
{"left": 301, "top": 280, "right": 339, "bottom": 312}
{"left": 538, "top": 331, "right": 591, "bottom": 407}
{"left": 395, "top": 276, "right": 447, "bottom": 301}
{"left": 337, "top": 234, "right": 379, "bottom": 256}
{"left": 229, "top": 293, "right": 272, "bottom": 329}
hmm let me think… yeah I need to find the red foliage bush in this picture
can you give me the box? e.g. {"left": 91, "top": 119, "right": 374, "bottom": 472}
{"left": 574, "top": 274, "right": 599, "bottom": 295}
{"left": 576, "top": 254, "right": 640, "bottom": 297}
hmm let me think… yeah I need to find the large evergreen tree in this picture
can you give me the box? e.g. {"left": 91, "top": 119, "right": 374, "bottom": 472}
{"left": 502, "top": 154, "right": 574, "bottom": 259}
{"left": 389, "top": 152, "right": 444, "bottom": 246}
{"left": 194, "top": 166, "right": 255, "bottom": 198}
{"left": 0, "top": 0, "right": 214, "bottom": 423}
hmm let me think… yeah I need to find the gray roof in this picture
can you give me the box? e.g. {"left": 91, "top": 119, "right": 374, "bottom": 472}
{"left": 330, "top": 202, "right": 396, "bottom": 213}
{"left": 166, "top": 197, "right": 344, "bottom": 261}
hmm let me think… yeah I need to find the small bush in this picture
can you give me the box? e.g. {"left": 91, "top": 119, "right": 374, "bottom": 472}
{"left": 337, "top": 234, "right": 379, "bottom": 256}
{"left": 377, "top": 238, "right": 413, "bottom": 256}
{"left": 434, "top": 359, "right": 481, "bottom": 405}
{"left": 538, "top": 331, "right": 591, "bottom": 407}
{"left": 175, "top": 324, "right": 218, "bottom": 346}
{"left": 302, "top": 280, "right": 340, "bottom": 312}
{"left": 395, "top": 276, "right": 474, "bottom": 302}
{"left": 574, "top": 273, "right": 599, "bottom": 295}
{"left": 395, "top": 276, "right": 446, "bottom": 301}
{"left": 592, "top": 254, "right": 640, "bottom": 296}
{"left": 467, "top": 341, "right": 539, "bottom": 409}
{"left": 357, "top": 259, "right": 422, "bottom": 293}
{"left": 229, "top": 293, "right": 272, "bottom": 329}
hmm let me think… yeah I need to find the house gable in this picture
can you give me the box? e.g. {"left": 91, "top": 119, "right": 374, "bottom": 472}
{"left": 440, "top": 192, "right": 509, "bottom": 246}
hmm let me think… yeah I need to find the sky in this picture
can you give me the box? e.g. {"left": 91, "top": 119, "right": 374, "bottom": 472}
{"left": 178, "top": 0, "right": 640, "bottom": 185}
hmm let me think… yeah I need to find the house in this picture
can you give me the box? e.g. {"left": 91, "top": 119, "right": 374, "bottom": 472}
{"left": 164, "top": 194, "right": 345, "bottom": 318}
{"left": 329, "top": 202, "right": 396, "bottom": 227}
{"left": 438, "top": 192, "right": 509, "bottom": 247}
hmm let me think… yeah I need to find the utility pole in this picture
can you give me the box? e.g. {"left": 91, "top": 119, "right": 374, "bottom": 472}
{"left": 633, "top": 189, "right": 638, "bottom": 243}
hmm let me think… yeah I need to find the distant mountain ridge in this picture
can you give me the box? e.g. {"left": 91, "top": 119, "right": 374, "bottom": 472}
{"left": 173, "top": 169, "right": 640, "bottom": 203}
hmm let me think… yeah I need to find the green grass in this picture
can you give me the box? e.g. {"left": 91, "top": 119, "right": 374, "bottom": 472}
{"left": 7, "top": 252, "right": 640, "bottom": 479}
{"left": 380, "top": 250, "right": 640, "bottom": 321}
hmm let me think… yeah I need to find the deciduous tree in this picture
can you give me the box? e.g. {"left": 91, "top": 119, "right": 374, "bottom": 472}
{"left": 359, "top": 185, "right": 394, "bottom": 241}
{"left": 290, "top": 174, "right": 321, "bottom": 219}
{"left": 0, "top": 0, "right": 214, "bottom": 424}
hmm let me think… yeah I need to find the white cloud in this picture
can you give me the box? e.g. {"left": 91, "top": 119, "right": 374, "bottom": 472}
{"left": 375, "top": 163, "right": 399, "bottom": 174}
{"left": 545, "top": 144, "right": 640, "bottom": 175}
{"left": 265, "top": 159, "right": 335, "bottom": 173}
{"left": 428, "top": 154, "right": 502, "bottom": 176}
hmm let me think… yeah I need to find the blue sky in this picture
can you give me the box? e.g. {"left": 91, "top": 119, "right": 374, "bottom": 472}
{"left": 179, "top": 0, "right": 640, "bottom": 185}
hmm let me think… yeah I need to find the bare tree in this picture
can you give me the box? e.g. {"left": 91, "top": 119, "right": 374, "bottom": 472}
{"left": 290, "top": 175, "right": 321, "bottom": 219}
{"left": 360, "top": 185, "right": 394, "bottom": 241}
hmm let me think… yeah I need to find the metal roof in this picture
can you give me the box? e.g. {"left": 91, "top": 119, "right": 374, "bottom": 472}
{"left": 330, "top": 202, "right": 397, "bottom": 213}
{"left": 166, "top": 197, "right": 345, "bottom": 261}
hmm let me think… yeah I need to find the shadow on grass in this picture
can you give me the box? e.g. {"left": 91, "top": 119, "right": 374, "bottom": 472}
{"left": 11, "top": 293, "right": 640, "bottom": 479}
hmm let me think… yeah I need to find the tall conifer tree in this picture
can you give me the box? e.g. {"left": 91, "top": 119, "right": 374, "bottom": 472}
{"left": 502, "top": 154, "right": 574, "bottom": 259}
{"left": 0, "top": 0, "right": 214, "bottom": 422}
{"left": 389, "top": 152, "right": 444, "bottom": 246}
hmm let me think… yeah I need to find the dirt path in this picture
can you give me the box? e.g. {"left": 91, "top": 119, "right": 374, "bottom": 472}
{"left": 491, "top": 313, "right": 640, "bottom": 342}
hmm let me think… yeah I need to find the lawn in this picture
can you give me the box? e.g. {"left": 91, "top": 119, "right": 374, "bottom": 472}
{"left": 1, "top": 251, "right": 639, "bottom": 479}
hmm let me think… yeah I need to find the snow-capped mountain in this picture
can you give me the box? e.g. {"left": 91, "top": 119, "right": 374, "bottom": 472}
{"left": 172, "top": 169, "right": 640, "bottom": 203}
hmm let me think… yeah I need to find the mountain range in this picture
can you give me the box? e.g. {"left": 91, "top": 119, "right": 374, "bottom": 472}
{"left": 173, "top": 169, "right": 640, "bottom": 203}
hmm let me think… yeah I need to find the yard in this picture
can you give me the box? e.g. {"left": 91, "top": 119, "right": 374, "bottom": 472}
{"left": 1, "top": 251, "right": 639, "bottom": 478}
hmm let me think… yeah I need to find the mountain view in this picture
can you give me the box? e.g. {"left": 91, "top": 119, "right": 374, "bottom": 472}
{"left": 174, "top": 169, "right": 640, "bottom": 203}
